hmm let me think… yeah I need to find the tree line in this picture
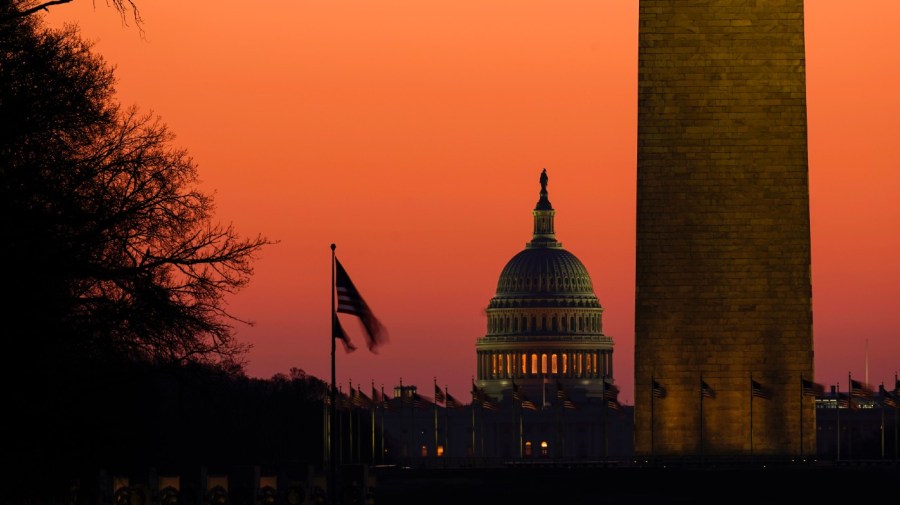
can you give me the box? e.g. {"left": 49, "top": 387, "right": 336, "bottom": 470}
{"left": 0, "top": 2, "right": 329, "bottom": 502}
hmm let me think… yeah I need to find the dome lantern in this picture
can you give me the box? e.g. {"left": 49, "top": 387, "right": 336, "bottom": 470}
{"left": 528, "top": 168, "right": 562, "bottom": 249}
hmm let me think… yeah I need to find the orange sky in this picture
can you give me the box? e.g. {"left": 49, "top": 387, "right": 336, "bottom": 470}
{"left": 45, "top": 1, "right": 899, "bottom": 403}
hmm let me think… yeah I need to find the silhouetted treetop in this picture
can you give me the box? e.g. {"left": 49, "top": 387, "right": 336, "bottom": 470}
{"left": 1, "top": 10, "right": 271, "bottom": 374}
{"left": 1, "top": 0, "right": 142, "bottom": 26}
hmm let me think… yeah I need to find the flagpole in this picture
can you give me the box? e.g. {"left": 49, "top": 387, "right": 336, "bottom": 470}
{"left": 348, "top": 379, "right": 354, "bottom": 463}
{"left": 750, "top": 373, "right": 754, "bottom": 457}
{"left": 444, "top": 385, "right": 450, "bottom": 459}
{"left": 356, "top": 384, "right": 362, "bottom": 463}
{"left": 836, "top": 382, "right": 841, "bottom": 461}
{"left": 513, "top": 381, "right": 519, "bottom": 458}
{"left": 799, "top": 374, "right": 804, "bottom": 460}
{"left": 433, "top": 377, "right": 439, "bottom": 461}
{"left": 881, "top": 382, "right": 886, "bottom": 459}
{"left": 651, "top": 375, "right": 655, "bottom": 461}
{"left": 338, "top": 385, "right": 344, "bottom": 466}
{"left": 848, "top": 372, "right": 853, "bottom": 460}
{"left": 378, "top": 384, "right": 387, "bottom": 464}
{"left": 601, "top": 377, "right": 607, "bottom": 461}
{"left": 371, "top": 381, "right": 376, "bottom": 464}
{"left": 471, "top": 380, "right": 476, "bottom": 460}
{"left": 699, "top": 375, "right": 704, "bottom": 464}
{"left": 329, "top": 244, "right": 337, "bottom": 505}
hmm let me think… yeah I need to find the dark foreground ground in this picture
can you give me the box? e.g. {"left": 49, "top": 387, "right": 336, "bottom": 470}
{"left": 373, "top": 462, "right": 900, "bottom": 504}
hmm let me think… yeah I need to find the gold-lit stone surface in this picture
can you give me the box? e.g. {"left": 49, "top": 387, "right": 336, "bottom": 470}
{"left": 634, "top": 0, "right": 814, "bottom": 457}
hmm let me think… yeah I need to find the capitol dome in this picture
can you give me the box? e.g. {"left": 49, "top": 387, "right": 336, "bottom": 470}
{"left": 476, "top": 169, "right": 615, "bottom": 402}
{"left": 494, "top": 247, "right": 597, "bottom": 299}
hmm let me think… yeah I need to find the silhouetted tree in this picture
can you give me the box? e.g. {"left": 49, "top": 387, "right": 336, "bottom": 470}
{"left": 2, "top": 4, "right": 269, "bottom": 393}
{"left": 2, "top": 7, "right": 273, "bottom": 497}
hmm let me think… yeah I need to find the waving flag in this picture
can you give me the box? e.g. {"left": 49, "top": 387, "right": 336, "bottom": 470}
{"left": 751, "top": 379, "right": 770, "bottom": 399}
{"left": 801, "top": 379, "right": 824, "bottom": 397}
{"left": 335, "top": 257, "right": 389, "bottom": 353}
{"left": 652, "top": 380, "right": 667, "bottom": 399}
{"left": 445, "top": 392, "right": 464, "bottom": 409}
{"left": 701, "top": 380, "right": 715, "bottom": 398}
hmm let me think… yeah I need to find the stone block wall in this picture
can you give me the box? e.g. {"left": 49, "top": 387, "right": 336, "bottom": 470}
{"left": 634, "top": 0, "right": 814, "bottom": 457}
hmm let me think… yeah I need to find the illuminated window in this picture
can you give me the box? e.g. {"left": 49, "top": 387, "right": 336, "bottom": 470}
{"left": 540, "top": 441, "right": 549, "bottom": 457}
{"left": 551, "top": 354, "right": 558, "bottom": 374}
{"left": 563, "top": 354, "right": 568, "bottom": 374}
{"left": 593, "top": 354, "right": 598, "bottom": 377}
{"left": 421, "top": 445, "right": 428, "bottom": 457}
{"left": 521, "top": 354, "right": 527, "bottom": 375}
{"left": 531, "top": 354, "right": 538, "bottom": 375}
{"left": 491, "top": 354, "right": 497, "bottom": 377}
{"left": 437, "top": 445, "right": 444, "bottom": 457}
{"left": 507, "top": 354, "right": 513, "bottom": 377}
{"left": 541, "top": 354, "right": 547, "bottom": 374}
{"left": 524, "top": 441, "right": 533, "bottom": 458}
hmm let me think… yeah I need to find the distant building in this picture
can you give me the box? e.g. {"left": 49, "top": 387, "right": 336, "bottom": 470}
{"left": 372, "top": 171, "right": 632, "bottom": 465}
{"left": 476, "top": 168, "right": 615, "bottom": 403}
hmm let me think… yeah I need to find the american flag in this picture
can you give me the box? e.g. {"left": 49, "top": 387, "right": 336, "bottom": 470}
{"left": 602, "top": 379, "right": 619, "bottom": 400}
{"left": 332, "top": 312, "right": 356, "bottom": 353}
{"left": 751, "top": 379, "right": 770, "bottom": 399}
{"left": 380, "top": 389, "right": 393, "bottom": 410}
{"left": 701, "top": 380, "right": 715, "bottom": 398}
{"left": 471, "top": 382, "right": 485, "bottom": 403}
{"left": 371, "top": 385, "right": 386, "bottom": 409}
{"left": 445, "top": 392, "right": 464, "bottom": 409}
{"left": 556, "top": 382, "right": 575, "bottom": 408}
{"left": 352, "top": 387, "right": 373, "bottom": 409}
{"left": 334, "top": 257, "right": 389, "bottom": 353}
{"left": 801, "top": 379, "right": 824, "bottom": 397}
{"left": 556, "top": 381, "right": 567, "bottom": 401}
{"left": 837, "top": 393, "right": 854, "bottom": 410}
{"left": 651, "top": 380, "right": 667, "bottom": 399}
{"left": 883, "top": 390, "right": 898, "bottom": 409}
{"left": 434, "top": 383, "right": 446, "bottom": 404}
{"left": 850, "top": 379, "right": 873, "bottom": 398}
{"left": 411, "top": 392, "right": 433, "bottom": 410}
{"left": 512, "top": 382, "right": 522, "bottom": 402}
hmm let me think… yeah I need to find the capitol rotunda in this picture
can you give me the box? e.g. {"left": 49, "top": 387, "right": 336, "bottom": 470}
{"left": 476, "top": 170, "right": 615, "bottom": 402}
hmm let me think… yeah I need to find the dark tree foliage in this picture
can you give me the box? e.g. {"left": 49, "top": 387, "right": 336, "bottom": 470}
{"left": 0, "top": 0, "right": 141, "bottom": 25}
{"left": 1, "top": 7, "right": 269, "bottom": 373}
{"left": 1, "top": 4, "right": 275, "bottom": 492}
